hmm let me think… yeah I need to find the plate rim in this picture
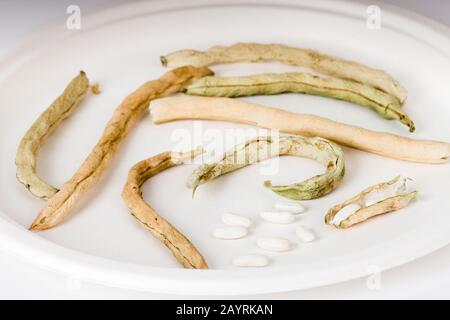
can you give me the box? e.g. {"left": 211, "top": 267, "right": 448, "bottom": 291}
{"left": 1, "top": 0, "right": 450, "bottom": 295}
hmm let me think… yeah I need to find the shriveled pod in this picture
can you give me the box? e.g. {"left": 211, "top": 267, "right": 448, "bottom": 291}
{"left": 186, "top": 73, "right": 414, "bottom": 131}
{"left": 16, "top": 71, "right": 91, "bottom": 200}
{"left": 325, "top": 176, "right": 418, "bottom": 229}
{"left": 122, "top": 148, "right": 208, "bottom": 269}
{"left": 30, "top": 66, "right": 213, "bottom": 231}
{"left": 161, "top": 42, "right": 408, "bottom": 104}
{"left": 186, "top": 134, "right": 345, "bottom": 200}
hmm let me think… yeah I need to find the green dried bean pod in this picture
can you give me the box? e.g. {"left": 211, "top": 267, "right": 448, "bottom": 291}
{"left": 161, "top": 42, "right": 408, "bottom": 104}
{"left": 15, "top": 71, "right": 90, "bottom": 200}
{"left": 186, "top": 73, "right": 415, "bottom": 132}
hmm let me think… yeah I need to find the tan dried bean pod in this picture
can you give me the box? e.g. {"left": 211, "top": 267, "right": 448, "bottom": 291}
{"left": 325, "top": 176, "right": 418, "bottom": 228}
{"left": 150, "top": 96, "right": 450, "bottom": 164}
{"left": 122, "top": 148, "right": 208, "bottom": 269}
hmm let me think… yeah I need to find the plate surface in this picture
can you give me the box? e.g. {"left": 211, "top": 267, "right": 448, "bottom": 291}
{"left": 0, "top": 0, "right": 450, "bottom": 295}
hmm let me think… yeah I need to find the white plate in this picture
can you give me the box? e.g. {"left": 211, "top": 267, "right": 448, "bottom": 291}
{"left": 0, "top": 0, "right": 450, "bottom": 295}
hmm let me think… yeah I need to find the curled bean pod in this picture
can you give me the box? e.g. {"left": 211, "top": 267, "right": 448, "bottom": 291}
{"left": 186, "top": 134, "right": 345, "bottom": 201}
{"left": 122, "top": 148, "right": 208, "bottom": 269}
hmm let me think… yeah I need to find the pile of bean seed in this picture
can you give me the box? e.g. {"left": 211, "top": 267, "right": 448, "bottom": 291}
{"left": 212, "top": 201, "right": 316, "bottom": 267}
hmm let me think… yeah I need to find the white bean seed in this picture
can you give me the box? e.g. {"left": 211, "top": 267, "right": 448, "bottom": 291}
{"left": 212, "top": 226, "right": 248, "bottom": 239}
{"left": 233, "top": 254, "right": 269, "bottom": 267}
{"left": 362, "top": 177, "right": 411, "bottom": 207}
{"left": 260, "top": 211, "right": 295, "bottom": 224}
{"left": 274, "top": 201, "right": 305, "bottom": 214}
{"left": 221, "top": 213, "right": 252, "bottom": 227}
{"left": 332, "top": 203, "right": 361, "bottom": 225}
{"left": 257, "top": 237, "right": 291, "bottom": 252}
{"left": 295, "top": 225, "right": 316, "bottom": 243}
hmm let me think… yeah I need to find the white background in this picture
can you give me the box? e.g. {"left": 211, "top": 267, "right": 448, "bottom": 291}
{"left": 0, "top": 0, "right": 449, "bottom": 299}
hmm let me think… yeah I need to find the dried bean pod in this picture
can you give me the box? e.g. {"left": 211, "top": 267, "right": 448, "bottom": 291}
{"left": 161, "top": 42, "right": 407, "bottom": 104}
{"left": 16, "top": 71, "right": 90, "bottom": 200}
{"left": 325, "top": 176, "right": 418, "bottom": 228}
{"left": 30, "top": 66, "right": 213, "bottom": 230}
{"left": 186, "top": 73, "right": 414, "bottom": 131}
{"left": 122, "top": 148, "right": 208, "bottom": 269}
{"left": 151, "top": 96, "right": 450, "bottom": 164}
{"left": 186, "top": 134, "right": 345, "bottom": 201}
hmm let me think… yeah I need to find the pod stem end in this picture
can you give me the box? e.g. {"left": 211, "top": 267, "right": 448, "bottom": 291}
{"left": 160, "top": 56, "right": 168, "bottom": 67}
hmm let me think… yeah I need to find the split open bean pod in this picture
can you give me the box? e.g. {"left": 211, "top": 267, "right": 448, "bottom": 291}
{"left": 325, "top": 176, "right": 418, "bottom": 228}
